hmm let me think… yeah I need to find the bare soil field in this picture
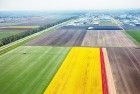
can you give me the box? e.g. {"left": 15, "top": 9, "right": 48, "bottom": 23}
{"left": 82, "top": 30, "right": 136, "bottom": 47}
{"left": 26, "top": 28, "right": 87, "bottom": 46}
{"left": 107, "top": 47, "right": 140, "bottom": 94}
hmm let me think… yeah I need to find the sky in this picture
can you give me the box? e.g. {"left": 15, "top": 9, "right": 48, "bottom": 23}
{"left": 0, "top": 0, "right": 140, "bottom": 11}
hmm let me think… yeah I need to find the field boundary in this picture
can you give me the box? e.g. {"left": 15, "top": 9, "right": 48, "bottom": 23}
{"left": 102, "top": 48, "right": 117, "bottom": 94}
{"left": 100, "top": 48, "right": 109, "bottom": 94}
{"left": 0, "top": 19, "right": 75, "bottom": 55}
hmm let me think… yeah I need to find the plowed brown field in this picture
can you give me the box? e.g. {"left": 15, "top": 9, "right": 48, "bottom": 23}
{"left": 107, "top": 47, "right": 140, "bottom": 94}
{"left": 26, "top": 28, "right": 87, "bottom": 46}
{"left": 82, "top": 30, "right": 136, "bottom": 47}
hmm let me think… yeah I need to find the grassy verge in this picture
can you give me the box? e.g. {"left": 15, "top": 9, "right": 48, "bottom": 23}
{"left": 0, "top": 46, "right": 70, "bottom": 94}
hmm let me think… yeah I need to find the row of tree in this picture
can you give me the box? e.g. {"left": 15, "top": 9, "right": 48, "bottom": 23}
{"left": 0, "top": 16, "right": 78, "bottom": 46}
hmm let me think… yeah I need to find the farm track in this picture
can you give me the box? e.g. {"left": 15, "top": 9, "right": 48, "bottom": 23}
{"left": 44, "top": 47, "right": 104, "bottom": 94}
{"left": 0, "top": 46, "right": 70, "bottom": 94}
{"left": 82, "top": 30, "right": 136, "bottom": 47}
{"left": 26, "top": 28, "right": 87, "bottom": 46}
{"left": 107, "top": 47, "right": 140, "bottom": 94}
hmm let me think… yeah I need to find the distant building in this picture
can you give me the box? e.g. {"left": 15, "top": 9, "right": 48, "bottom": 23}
{"left": 88, "top": 27, "right": 94, "bottom": 30}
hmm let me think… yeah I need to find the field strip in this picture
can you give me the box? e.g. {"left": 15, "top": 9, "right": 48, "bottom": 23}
{"left": 0, "top": 26, "right": 39, "bottom": 30}
{"left": 0, "top": 19, "right": 74, "bottom": 55}
{"left": 0, "top": 46, "right": 71, "bottom": 94}
{"left": 102, "top": 48, "right": 117, "bottom": 94}
{"left": 107, "top": 47, "right": 140, "bottom": 94}
{"left": 100, "top": 48, "right": 109, "bottom": 94}
{"left": 44, "top": 47, "right": 104, "bottom": 94}
{"left": 26, "top": 28, "right": 87, "bottom": 46}
{"left": 7, "top": 26, "right": 39, "bottom": 28}
{"left": 81, "top": 30, "right": 137, "bottom": 47}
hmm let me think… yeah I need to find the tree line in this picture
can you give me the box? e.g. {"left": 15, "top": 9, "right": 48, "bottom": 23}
{"left": 0, "top": 16, "right": 78, "bottom": 47}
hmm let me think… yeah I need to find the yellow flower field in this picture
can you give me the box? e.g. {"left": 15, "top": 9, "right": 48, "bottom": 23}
{"left": 44, "top": 47, "right": 103, "bottom": 94}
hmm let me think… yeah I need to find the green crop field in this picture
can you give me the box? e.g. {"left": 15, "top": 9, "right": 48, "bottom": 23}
{"left": 127, "top": 30, "right": 140, "bottom": 43}
{"left": 0, "top": 30, "right": 25, "bottom": 39}
{"left": 0, "top": 46, "right": 70, "bottom": 94}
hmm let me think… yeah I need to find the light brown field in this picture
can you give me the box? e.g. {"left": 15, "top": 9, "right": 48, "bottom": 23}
{"left": 82, "top": 30, "right": 136, "bottom": 47}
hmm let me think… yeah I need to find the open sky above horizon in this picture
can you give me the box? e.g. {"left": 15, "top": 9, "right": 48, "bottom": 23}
{"left": 0, "top": 0, "right": 140, "bottom": 11}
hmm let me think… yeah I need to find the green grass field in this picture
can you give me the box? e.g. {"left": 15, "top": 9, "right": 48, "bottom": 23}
{"left": 0, "top": 46, "right": 70, "bottom": 94}
{"left": 127, "top": 30, "right": 140, "bottom": 43}
{"left": 0, "top": 30, "right": 25, "bottom": 39}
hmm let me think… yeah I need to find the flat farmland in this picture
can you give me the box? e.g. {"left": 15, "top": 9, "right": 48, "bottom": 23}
{"left": 0, "top": 46, "right": 70, "bottom": 94}
{"left": 0, "top": 16, "right": 69, "bottom": 27}
{"left": 16, "top": 15, "right": 73, "bottom": 26}
{"left": 0, "top": 14, "right": 140, "bottom": 94}
{"left": 0, "top": 23, "right": 19, "bottom": 27}
{"left": 0, "top": 30, "right": 25, "bottom": 39}
{"left": 44, "top": 47, "right": 108, "bottom": 94}
{"left": 0, "top": 26, "right": 39, "bottom": 39}
{"left": 82, "top": 30, "right": 136, "bottom": 47}
{"left": 0, "top": 26, "right": 39, "bottom": 30}
{"left": 107, "top": 47, "right": 140, "bottom": 94}
{"left": 26, "top": 28, "right": 87, "bottom": 46}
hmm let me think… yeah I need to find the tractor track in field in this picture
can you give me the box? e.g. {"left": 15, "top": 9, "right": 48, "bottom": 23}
{"left": 107, "top": 47, "right": 140, "bottom": 94}
{"left": 26, "top": 28, "right": 87, "bottom": 46}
